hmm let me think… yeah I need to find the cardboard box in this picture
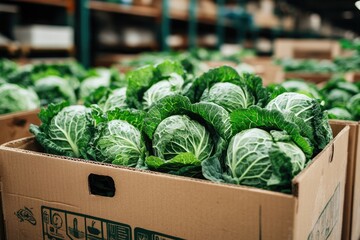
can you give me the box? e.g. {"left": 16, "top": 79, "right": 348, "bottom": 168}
{"left": 0, "top": 124, "right": 349, "bottom": 239}
{"left": 243, "top": 57, "right": 284, "bottom": 85}
{"left": 284, "top": 72, "right": 354, "bottom": 85}
{"left": 274, "top": 39, "right": 341, "bottom": 60}
{"left": 203, "top": 61, "right": 237, "bottom": 69}
{"left": 0, "top": 110, "right": 40, "bottom": 145}
{"left": 284, "top": 72, "right": 333, "bottom": 84}
{"left": 349, "top": 72, "right": 360, "bottom": 82}
{"left": 330, "top": 121, "right": 360, "bottom": 240}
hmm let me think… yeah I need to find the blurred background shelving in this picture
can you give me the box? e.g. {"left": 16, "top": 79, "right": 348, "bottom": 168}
{"left": 0, "top": 0, "right": 359, "bottom": 67}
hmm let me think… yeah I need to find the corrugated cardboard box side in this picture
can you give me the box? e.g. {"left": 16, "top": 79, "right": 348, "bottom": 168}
{"left": 0, "top": 126, "right": 348, "bottom": 239}
{"left": 351, "top": 72, "right": 360, "bottom": 82}
{"left": 242, "top": 57, "right": 284, "bottom": 85}
{"left": 330, "top": 121, "right": 359, "bottom": 240}
{"left": 283, "top": 72, "right": 354, "bottom": 84}
{"left": 0, "top": 110, "right": 40, "bottom": 145}
{"left": 274, "top": 39, "right": 341, "bottom": 60}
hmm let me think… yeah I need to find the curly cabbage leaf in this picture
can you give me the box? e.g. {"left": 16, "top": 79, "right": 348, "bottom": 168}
{"left": 34, "top": 76, "right": 77, "bottom": 106}
{"left": 265, "top": 92, "right": 332, "bottom": 151}
{"left": 153, "top": 115, "right": 213, "bottom": 161}
{"left": 202, "top": 107, "right": 308, "bottom": 191}
{"left": 93, "top": 120, "right": 146, "bottom": 167}
{"left": 200, "top": 82, "right": 255, "bottom": 112}
{"left": 86, "top": 107, "right": 146, "bottom": 167}
{"left": 281, "top": 79, "right": 322, "bottom": 99}
{"left": 347, "top": 93, "right": 360, "bottom": 120}
{"left": 79, "top": 69, "right": 111, "bottom": 99}
{"left": 144, "top": 95, "right": 231, "bottom": 176}
{"left": 0, "top": 83, "right": 40, "bottom": 114}
{"left": 30, "top": 103, "right": 92, "bottom": 158}
{"left": 142, "top": 73, "right": 184, "bottom": 110}
{"left": 102, "top": 87, "right": 128, "bottom": 112}
{"left": 327, "top": 107, "right": 353, "bottom": 121}
{"left": 126, "top": 60, "right": 186, "bottom": 109}
{"left": 186, "top": 66, "right": 266, "bottom": 110}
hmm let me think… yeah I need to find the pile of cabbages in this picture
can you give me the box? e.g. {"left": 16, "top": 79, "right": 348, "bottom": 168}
{"left": 31, "top": 60, "right": 333, "bottom": 193}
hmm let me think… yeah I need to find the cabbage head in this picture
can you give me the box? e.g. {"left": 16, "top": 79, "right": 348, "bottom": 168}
{"left": 87, "top": 108, "right": 146, "bottom": 167}
{"left": 321, "top": 78, "right": 359, "bottom": 108}
{"left": 327, "top": 107, "right": 353, "bottom": 121}
{"left": 0, "top": 83, "right": 40, "bottom": 114}
{"left": 223, "top": 128, "right": 305, "bottom": 188}
{"left": 30, "top": 102, "right": 92, "bottom": 158}
{"left": 126, "top": 60, "right": 186, "bottom": 109}
{"left": 281, "top": 79, "right": 322, "bottom": 100}
{"left": 266, "top": 92, "right": 332, "bottom": 151}
{"left": 102, "top": 87, "right": 127, "bottom": 111}
{"left": 79, "top": 69, "right": 111, "bottom": 99}
{"left": 144, "top": 95, "right": 231, "bottom": 177}
{"left": 34, "top": 76, "right": 77, "bottom": 106}
{"left": 347, "top": 93, "right": 360, "bottom": 120}
{"left": 84, "top": 86, "right": 128, "bottom": 112}
{"left": 202, "top": 107, "right": 310, "bottom": 192}
{"left": 327, "top": 89, "right": 354, "bottom": 108}
{"left": 200, "top": 82, "right": 254, "bottom": 112}
{"left": 142, "top": 73, "right": 184, "bottom": 110}
{"left": 185, "top": 66, "right": 267, "bottom": 111}
{"left": 153, "top": 115, "right": 213, "bottom": 161}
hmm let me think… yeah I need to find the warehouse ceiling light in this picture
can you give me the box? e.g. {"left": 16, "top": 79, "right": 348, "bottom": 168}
{"left": 356, "top": 1, "right": 360, "bottom": 10}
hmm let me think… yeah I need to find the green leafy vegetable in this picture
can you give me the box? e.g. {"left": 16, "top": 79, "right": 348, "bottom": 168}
{"left": 0, "top": 83, "right": 40, "bottom": 114}
{"left": 30, "top": 102, "right": 92, "bottom": 158}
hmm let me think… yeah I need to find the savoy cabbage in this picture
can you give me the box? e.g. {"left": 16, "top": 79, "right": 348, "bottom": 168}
{"left": 0, "top": 83, "right": 40, "bottom": 114}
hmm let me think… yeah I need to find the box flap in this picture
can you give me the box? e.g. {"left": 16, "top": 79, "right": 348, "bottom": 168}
{"left": 0, "top": 110, "right": 40, "bottom": 145}
{"left": 329, "top": 120, "right": 359, "bottom": 240}
{"left": 292, "top": 125, "right": 349, "bottom": 239}
{"left": 350, "top": 122, "right": 360, "bottom": 239}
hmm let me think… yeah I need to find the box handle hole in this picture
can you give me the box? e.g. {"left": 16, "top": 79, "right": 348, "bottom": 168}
{"left": 328, "top": 144, "right": 334, "bottom": 163}
{"left": 88, "top": 174, "right": 115, "bottom": 197}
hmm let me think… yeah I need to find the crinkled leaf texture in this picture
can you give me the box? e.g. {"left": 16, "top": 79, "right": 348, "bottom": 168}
{"left": 230, "top": 106, "right": 314, "bottom": 157}
{"left": 30, "top": 102, "right": 92, "bottom": 159}
{"left": 202, "top": 112, "right": 307, "bottom": 192}
{"left": 87, "top": 108, "right": 147, "bottom": 168}
{"left": 146, "top": 152, "right": 202, "bottom": 177}
{"left": 143, "top": 95, "right": 231, "bottom": 177}
{"left": 201, "top": 106, "right": 311, "bottom": 191}
{"left": 327, "top": 107, "right": 353, "bottom": 121}
{"left": 281, "top": 79, "right": 322, "bottom": 100}
{"left": 34, "top": 76, "right": 76, "bottom": 106}
{"left": 200, "top": 82, "right": 254, "bottom": 112}
{"left": 84, "top": 86, "right": 128, "bottom": 112}
{"left": 266, "top": 92, "right": 333, "bottom": 152}
{"left": 142, "top": 74, "right": 184, "bottom": 110}
{"left": 152, "top": 115, "right": 213, "bottom": 161}
{"left": 102, "top": 87, "right": 128, "bottom": 111}
{"left": 79, "top": 69, "right": 111, "bottom": 100}
{"left": 347, "top": 93, "right": 360, "bottom": 120}
{"left": 0, "top": 83, "right": 40, "bottom": 114}
{"left": 126, "top": 60, "right": 186, "bottom": 109}
{"left": 185, "top": 66, "right": 267, "bottom": 112}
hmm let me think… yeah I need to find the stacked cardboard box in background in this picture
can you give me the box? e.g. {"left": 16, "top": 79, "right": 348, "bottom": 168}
{"left": 0, "top": 110, "right": 40, "bottom": 145}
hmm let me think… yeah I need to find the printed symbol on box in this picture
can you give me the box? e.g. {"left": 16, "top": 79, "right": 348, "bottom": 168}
{"left": 87, "top": 220, "right": 101, "bottom": 236}
{"left": 154, "top": 235, "right": 174, "bottom": 240}
{"left": 68, "top": 218, "right": 85, "bottom": 239}
{"left": 136, "top": 233, "right": 148, "bottom": 240}
{"left": 107, "top": 223, "right": 128, "bottom": 240}
{"left": 43, "top": 210, "right": 65, "bottom": 239}
{"left": 85, "top": 218, "right": 103, "bottom": 239}
{"left": 14, "top": 206, "right": 36, "bottom": 225}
